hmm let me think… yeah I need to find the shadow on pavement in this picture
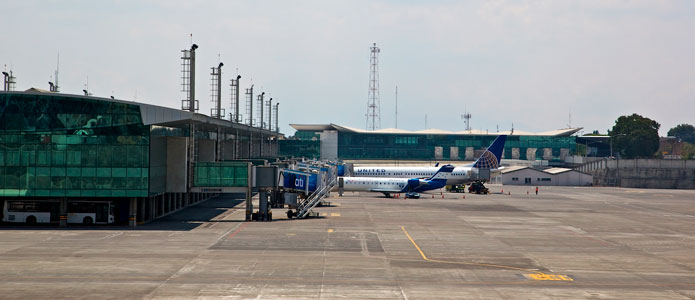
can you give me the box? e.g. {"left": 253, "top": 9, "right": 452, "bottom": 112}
{"left": 141, "top": 195, "right": 245, "bottom": 231}
{"left": 0, "top": 194, "right": 245, "bottom": 231}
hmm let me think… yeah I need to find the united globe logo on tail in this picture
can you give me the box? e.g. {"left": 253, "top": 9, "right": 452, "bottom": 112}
{"left": 472, "top": 135, "right": 506, "bottom": 169}
{"left": 475, "top": 151, "right": 499, "bottom": 169}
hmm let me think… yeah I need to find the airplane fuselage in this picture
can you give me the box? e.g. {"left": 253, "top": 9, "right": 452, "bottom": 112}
{"left": 338, "top": 176, "right": 448, "bottom": 194}
{"left": 342, "top": 177, "right": 410, "bottom": 193}
{"left": 350, "top": 135, "right": 507, "bottom": 185}
{"left": 353, "top": 166, "right": 477, "bottom": 185}
{"left": 338, "top": 164, "right": 455, "bottom": 196}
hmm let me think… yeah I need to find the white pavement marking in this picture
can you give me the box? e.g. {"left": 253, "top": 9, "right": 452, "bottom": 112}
{"left": 98, "top": 231, "right": 123, "bottom": 240}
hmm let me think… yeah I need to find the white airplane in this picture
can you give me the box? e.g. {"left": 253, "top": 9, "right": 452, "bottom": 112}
{"left": 337, "top": 164, "right": 455, "bottom": 198}
{"left": 352, "top": 135, "right": 507, "bottom": 185}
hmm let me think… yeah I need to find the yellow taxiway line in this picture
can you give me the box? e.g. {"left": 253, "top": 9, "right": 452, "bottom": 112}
{"left": 400, "top": 226, "right": 572, "bottom": 281}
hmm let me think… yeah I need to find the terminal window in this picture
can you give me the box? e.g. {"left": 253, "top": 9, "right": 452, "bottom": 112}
{"left": 395, "top": 137, "right": 418, "bottom": 145}
{"left": 0, "top": 94, "right": 149, "bottom": 197}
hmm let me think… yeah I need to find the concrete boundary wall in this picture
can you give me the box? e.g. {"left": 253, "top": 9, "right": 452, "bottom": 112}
{"left": 577, "top": 159, "right": 695, "bottom": 189}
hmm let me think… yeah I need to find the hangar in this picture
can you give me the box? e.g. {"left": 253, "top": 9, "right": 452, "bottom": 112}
{"left": 501, "top": 166, "right": 592, "bottom": 186}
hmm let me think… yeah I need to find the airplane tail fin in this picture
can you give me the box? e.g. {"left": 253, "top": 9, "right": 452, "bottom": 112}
{"left": 472, "top": 135, "right": 507, "bottom": 169}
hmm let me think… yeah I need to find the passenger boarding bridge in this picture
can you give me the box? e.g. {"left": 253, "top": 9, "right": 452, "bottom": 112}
{"left": 186, "top": 157, "right": 345, "bottom": 221}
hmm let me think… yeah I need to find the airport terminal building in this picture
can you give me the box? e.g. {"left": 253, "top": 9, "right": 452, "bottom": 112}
{"left": 0, "top": 91, "right": 280, "bottom": 225}
{"left": 280, "top": 124, "right": 581, "bottom": 163}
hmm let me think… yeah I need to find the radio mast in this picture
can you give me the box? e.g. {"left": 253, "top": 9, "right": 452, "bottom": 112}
{"left": 366, "top": 43, "right": 381, "bottom": 131}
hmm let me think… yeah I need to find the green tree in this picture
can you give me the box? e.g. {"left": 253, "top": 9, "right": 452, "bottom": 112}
{"left": 610, "top": 114, "right": 660, "bottom": 158}
{"left": 682, "top": 142, "right": 695, "bottom": 160}
{"left": 575, "top": 143, "right": 587, "bottom": 156}
{"left": 667, "top": 124, "right": 695, "bottom": 144}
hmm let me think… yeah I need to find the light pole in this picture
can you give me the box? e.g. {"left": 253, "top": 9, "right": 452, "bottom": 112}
{"left": 2, "top": 72, "right": 9, "bottom": 91}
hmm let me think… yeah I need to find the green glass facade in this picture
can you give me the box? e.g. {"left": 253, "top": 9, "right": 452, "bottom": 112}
{"left": 194, "top": 162, "right": 248, "bottom": 187}
{"left": 283, "top": 130, "right": 576, "bottom": 161}
{"left": 293, "top": 131, "right": 320, "bottom": 141}
{"left": 278, "top": 139, "right": 320, "bottom": 158}
{"left": 504, "top": 135, "right": 576, "bottom": 160}
{"left": 0, "top": 93, "right": 149, "bottom": 197}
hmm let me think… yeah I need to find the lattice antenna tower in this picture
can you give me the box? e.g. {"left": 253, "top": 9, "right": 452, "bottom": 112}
{"left": 210, "top": 62, "right": 224, "bottom": 118}
{"left": 230, "top": 74, "right": 241, "bottom": 122}
{"left": 462, "top": 111, "right": 472, "bottom": 132}
{"left": 366, "top": 43, "right": 381, "bottom": 131}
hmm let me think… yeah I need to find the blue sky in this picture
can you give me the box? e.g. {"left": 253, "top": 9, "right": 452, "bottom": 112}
{"left": 2, "top": 0, "right": 694, "bottom": 136}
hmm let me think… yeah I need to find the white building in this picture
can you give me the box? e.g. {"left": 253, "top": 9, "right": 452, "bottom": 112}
{"left": 501, "top": 166, "right": 592, "bottom": 186}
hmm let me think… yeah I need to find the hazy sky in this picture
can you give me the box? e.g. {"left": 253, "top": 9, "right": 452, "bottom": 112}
{"left": 2, "top": 0, "right": 694, "bottom": 136}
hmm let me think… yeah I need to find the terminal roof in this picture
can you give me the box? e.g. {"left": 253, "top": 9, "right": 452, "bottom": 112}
{"left": 290, "top": 123, "right": 582, "bottom": 137}
{"left": 501, "top": 166, "right": 590, "bottom": 175}
{"left": 8, "top": 90, "right": 282, "bottom": 137}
